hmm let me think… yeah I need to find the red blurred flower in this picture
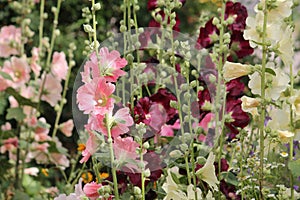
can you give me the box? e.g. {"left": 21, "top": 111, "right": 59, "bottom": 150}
{"left": 225, "top": 1, "right": 248, "bottom": 32}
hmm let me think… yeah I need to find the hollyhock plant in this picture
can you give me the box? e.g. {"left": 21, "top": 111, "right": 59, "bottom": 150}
{"left": 77, "top": 77, "right": 115, "bottom": 115}
{"left": 0, "top": 25, "right": 21, "bottom": 58}
{"left": 59, "top": 119, "right": 74, "bottom": 137}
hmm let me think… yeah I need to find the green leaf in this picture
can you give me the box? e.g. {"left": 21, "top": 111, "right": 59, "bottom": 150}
{"left": 220, "top": 171, "right": 239, "bottom": 186}
{"left": 6, "top": 107, "right": 26, "bottom": 121}
{"left": 265, "top": 68, "right": 276, "bottom": 76}
{"left": 12, "top": 190, "right": 30, "bottom": 200}
{"left": 288, "top": 159, "right": 300, "bottom": 177}
{"left": 294, "top": 119, "right": 300, "bottom": 129}
{"left": 0, "top": 71, "right": 13, "bottom": 81}
{"left": 0, "top": 93, "right": 8, "bottom": 115}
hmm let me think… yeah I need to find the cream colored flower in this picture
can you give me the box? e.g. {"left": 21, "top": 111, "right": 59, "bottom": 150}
{"left": 248, "top": 63, "right": 290, "bottom": 100}
{"left": 186, "top": 184, "right": 202, "bottom": 200}
{"left": 278, "top": 130, "right": 294, "bottom": 143}
{"left": 162, "top": 168, "right": 187, "bottom": 200}
{"left": 195, "top": 152, "right": 219, "bottom": 191}
{"left": 241, "top": 96, "right": 260, "bottom": 116}
{"left": 278, "top": 26, "right": 294, "bottom": 67}
{"left": 267, "top": 106, "right": 290, "bottom": 131}
{"left": 223, "top": 61, "right": 252, "bottom": 81}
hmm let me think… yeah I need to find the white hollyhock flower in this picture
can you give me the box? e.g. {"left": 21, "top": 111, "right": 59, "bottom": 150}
{"left": 278, "top": 130, "right": 294, "bottom": 143}
{"left": 244, "top": 11, "right": 282, "bottom": 48}
{"left": 248, "top": 63, "right": 290, "bottom": 100}
{"left": 223, "top": 61, "right": 253, "bottom": 81}
{"left": 267, "top": 106, "right": 290, "bottom": 131}
{"left": 241, "top": 96, "right": 260, "bottom": 116}
{"left": 186, "top": 184, "right": 202, "bottom": 200}
{"left": 195, "top": 152, "right": 219, "bottom": 191}
{"left": 278, "top": 26, "right": 294, "bottom": 67}
{"left": 162, "top": 168, "right": 187, "bottom": 200}
{"left": 258, "top": 0, "right": 293, "bottom": 22}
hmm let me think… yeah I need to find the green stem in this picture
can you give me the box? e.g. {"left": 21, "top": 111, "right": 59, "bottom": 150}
{"left": 289, "top": 62, "right": 295, "bottom": 199}
{"left": 37, "top": 0, "right": 62, "bottom": 111}
{"left": 38, "top": 0, "right": 45, "bottom": 63}
{"left": 258, "top": 1, "right": 268, "bottom": 199}
{"left": 106, "top": 114, "right": 119, "bottom": 199}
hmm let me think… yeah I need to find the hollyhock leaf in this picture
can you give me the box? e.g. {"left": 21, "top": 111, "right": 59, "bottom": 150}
{"left": 265, "top": 68, "right": 276, "bottom": 76}
{"left": 294, "top": 120, "right": 300, "bottom": 129}
{"left": 0, "top": 93, "right": 8, "bottom": 115}
{"left": 220, "top": 171, "right": 239, "bottom": 186}
{"left": 288, "top": 159, "right": 300, "bottom": 178}
{"left": 12, "top": 190, "right": 30, "bottom": 200}
{"left": 0, "top": 71, "right": 13, "bottom": 81}
{"left": 6, "top": 107, "right": 26, "bottom": 121}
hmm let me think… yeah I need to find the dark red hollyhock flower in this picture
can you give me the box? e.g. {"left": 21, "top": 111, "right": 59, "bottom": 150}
{"left": 225, "top": 99, "right": 250, "bottom": 139}
{"left": 191, "top": 88, "right": 211, "bottom": 120}
{"left": 228, "top": 31, "right": 254, "bottom": 61}
{"left": 149, "top": 11, "right": 181, "bottom": 32}
{"left": 134, "top": 97, "right": 152, "bottom": 124}
{"left": 196, "top": 18, "right": 219, "bottom": 49}
{"left": 226, "top": 78, "right": 244, "bottom": 99}
{"left": 149, "top": 88, "right": 178, "bottom": 124}
{"left": 147, "top": 0, "right": 186, "bottom": 11}
{"left": 225, "top": 1, "right": 248, "bottom": 31}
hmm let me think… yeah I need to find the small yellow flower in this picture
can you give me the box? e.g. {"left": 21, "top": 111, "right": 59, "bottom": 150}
{"left": 77, "top": 143, "right": 86, "bottom": 151}
{"left": 41, "top": 168, "right": 49, "bottom": 177}
{"left": 99, "top": 172, "right": 109, "bottom": 179}
{"left": 280, "top": 152, "right": 289, "bottom": 158}
{"left": 81, "top": 171, "right": 94, "bottom": 183}
{"left": 278, "top": 130, "right": 294, "bottom": 143}
{"left": 223, "top": 61, "right": 252, "bottom": 81}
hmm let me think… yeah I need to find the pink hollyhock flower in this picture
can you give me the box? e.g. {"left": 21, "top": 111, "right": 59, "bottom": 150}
{"left": 113, "top": 136, "right": 142, "bottom": 172}
{"left": 26, "top": 142, "right": 49, "bottom": 164}
{"left": 83, "top": 182, "right": 102, "bottom": 200}
{"left": 0, "top": 137, "right": 18, "bottom": 154}
{"left": 3, "top": 56, "right": 30, "bottom": 89}
{"left": 77, "top": 77, "right": 115, "bottom": 115}
{"left": 54, "top": 178, "right": 85, "bottom": 200}
{"left": 84, "top": 47, "right": 127, "bottom": 83}
{"left": 1, "top": 122, "right": 11, "bottom": 131}
{"left": 59, "top": 119, "right": 74, "bottom": 137}
{"left": 80, "top": 131, "right": 98, "bottom": 163}
{"left": 198, "top": 113, "right": 214, "bottom": 142}
{"left": 88, "top": 107, "right": 134, "bottom": 138}
{"left": 41, "top": 74, "right": 62, "bottom": 107}
{"left": 34, "top": 118, "right": 51, "bottom": 142}
{"left": 0, "top": 25, "right": 21, "bottom": 58}
{"left": 50, "top": 153, "right": 70, "bottom": 169}
{"left": 30, "top": 47, "right": 41, "bottom": 76}
{"left": 51, "top": 52, "right": 69, "bottom": 81}
{"left": 24, "top": 167, "right": 39, "bottom": 176}
{"left": 160, "top": 119, "right": 180, "bottom": 137}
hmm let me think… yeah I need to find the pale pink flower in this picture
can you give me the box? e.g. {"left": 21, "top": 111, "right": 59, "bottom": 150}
{"left": 45, "top": 187, "right": 59, "bottom": 197}
{"left": 147, "top": 104, "right": 168, "bottom": 132}
{"left": 31, "top": 47, "right": 41, "bottom": 76}
{"left": 41, "top": 74, "right": 62, "bottom": 106}
{"left": 26, "top": 142, "right": 49, "bottom": 163}
{"left": 160, "top": 119, "right": 180, "bottom": 137}
{"left": 80, "top": 131, "right": 98, "bottom": 163}
{"left": 34, "top": 118, "right": 51, "bottom": 142}
{"left": 50, "top": 153, "right": 70, "bottom": 169}
{"left": 113, "top": 136, "right": 143, "bottom": 172}
{"left": 54, "top": 178, "right": 85, "bottom": 200}
{"left": 51, "top": 52, "right": 69, "bottom": 81}
{"left": 0, "top": 137, "right": 18, "bottom": 154}
{"left": 3, "top": 56, "right": 30, "bottom": 88}
{"left": 59, "top": 119, "right": 74, "bottom": 137}
{"left": 24, "top": 167, "right": 39, "bottom": 176}
{"left": 198, "top": 113, "right": 214, "bottom": 142}
{"left": 88, "top": 107, "right": 133, "bottom": 138}
{"left": 1, "top": 122, "right": 11, "bottom": 131}
{"left": 86, "top": 47, "right": 127, "bottom": 82}
{"left": 83, "top": 182, "right": 102, "bottom": 200}
{"left": 0, "top": 25, "right": 21, "bottom": 57}
{"left": 77, "top": 77, "right": 115, "bottom": 115}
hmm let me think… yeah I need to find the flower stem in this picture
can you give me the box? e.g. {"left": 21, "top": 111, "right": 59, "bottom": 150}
{"left": 289, "top": 62, "right": 295, "bottom": 200}
{"left": 258, "top": 1, "right": 268, "bottom": 199}
{"left": 106, "top": 114, "right": 119, "bottom": 200}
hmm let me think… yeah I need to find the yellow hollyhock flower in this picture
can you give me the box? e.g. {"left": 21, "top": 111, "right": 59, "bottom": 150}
{"left": 278, "top": 130, "right": 294, "bottom": 143}
{"left": 223, "top": 61, "right": 253, "bottom": 81}
{"left": 241, "top": 96, "right": 260, "bottom": 116}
